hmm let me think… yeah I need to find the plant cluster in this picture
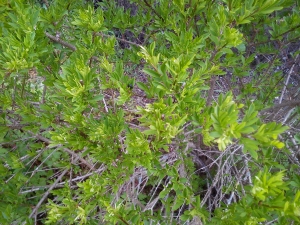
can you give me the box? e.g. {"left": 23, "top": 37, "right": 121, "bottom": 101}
{"left": 0, "top": 0, "right": 300, "bottom": 224}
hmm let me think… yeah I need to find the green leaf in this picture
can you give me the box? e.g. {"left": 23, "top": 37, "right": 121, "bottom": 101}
{"left": 90, "top": 94, "right": 103, "bottom": 102}
{"left": 240, "top": 137, "right": 259, "bottom": 159}
{"left": 172, "top": 197, "right": 185, "bottom": 211}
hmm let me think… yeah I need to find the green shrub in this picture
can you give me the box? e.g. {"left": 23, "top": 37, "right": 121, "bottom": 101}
{"left": 0, "top": 0, "right": 299, "bottom": 224}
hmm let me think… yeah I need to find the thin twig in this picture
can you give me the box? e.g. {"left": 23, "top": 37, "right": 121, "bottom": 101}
{"left": 24, "top": 168, "right": 69, "bottom": 223}
{"left": 41, "top": 82, "right": 47, "bottom": 104}
{"left": 19, "top": 165, "right": 105, "bottom": 194}
{"left": 98, "top": 33, "right": 141, "bottom": 47}
{"left": 45, "top": 32, "right": 99, "bottom": 62}
{"left": 260, "top": 100, "right": 300, "bottom": 114}
{"left": 274, "top": 24, "right": 300, "bottom": 39}
{"left": 21, "top": 149, "right": 58, "bottom": 187}
{"left": 45, "top": 32, "right": 76, "bottom": 51}
{"left": 279, "top": 54, "right": 299, "bottom": 103}
{"left": 206, "top": 76, "right": 217, "bottom": 106}
{"left": 28, "top": 131, "right": 95, "bottom": 170}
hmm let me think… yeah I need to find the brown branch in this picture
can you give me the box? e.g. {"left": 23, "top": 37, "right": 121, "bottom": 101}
{"left": 46, "top": 31, "right": 141, "bottom": 51}
{"left": 45, "top": 32, "right": 77, "bottom": 51}
{"left": 97, "top": 33, "right": 141, "bottom": 48}
{"left": 28, "top": 131, "right": 95, "bottom": 170}
{"left": 279, "top": 54, "right": 299, "bottom": 104}
{"left": 4, "top": 123, "right": 33, "bottom": 129}
{"left": 25, "top": 168, "right": 69, "bottom": 223}
{"left": 206, "top": 76, "right": 217, "bottom": 106}
{"left": 116, "top": 215, "right": 130, "bottom": 225}
{"left": 45, "top": 31, "right": 100, "bottom": 61}
{"left": 260, "top": 100, "right": 300, "bottom": 114}
{"left": 46, "top": 32, "right": 142, "bottom": 61}
{"left": 41, "top": 83, "right": 47, "bottom": 104}
{"left": 261, "top": 51, "right": 298, "bottom": 104}
{"left": 249, "top": 24, "right": 300, "bottom": 48}
{"left": 273, "top": 24, "right": 300, "bottom": 39}
{"left": 205, "top": 47, "right": 226, "bottom": 107}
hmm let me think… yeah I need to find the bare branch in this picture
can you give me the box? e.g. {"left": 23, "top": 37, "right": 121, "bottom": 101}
{"left": 206, "top": 76, "right": 217, "bottom": 106}
{"left": 260, "top": 100, "right": 300, "bottom": 114}
{"left": 25, "top": 168, "right": 69, "bottom": 222}
{"left": 45, "top": 32, "right": 77, "bottom": 51}
{"left": 279, "top": 53, "right": 299, "bottom": 104}
{"left": 28, "top": 131, "right": 95, "bottom": 170}
{"left": 45, "top": 32, "right": 99, "bottom": 62}
{"left": 97, "top": 33, "right": 141, "bottom": 48}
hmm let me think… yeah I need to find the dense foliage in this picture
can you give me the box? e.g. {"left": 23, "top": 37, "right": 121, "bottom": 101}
{"left": 0, "top": 0, "right": 300, "bottom": 224}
